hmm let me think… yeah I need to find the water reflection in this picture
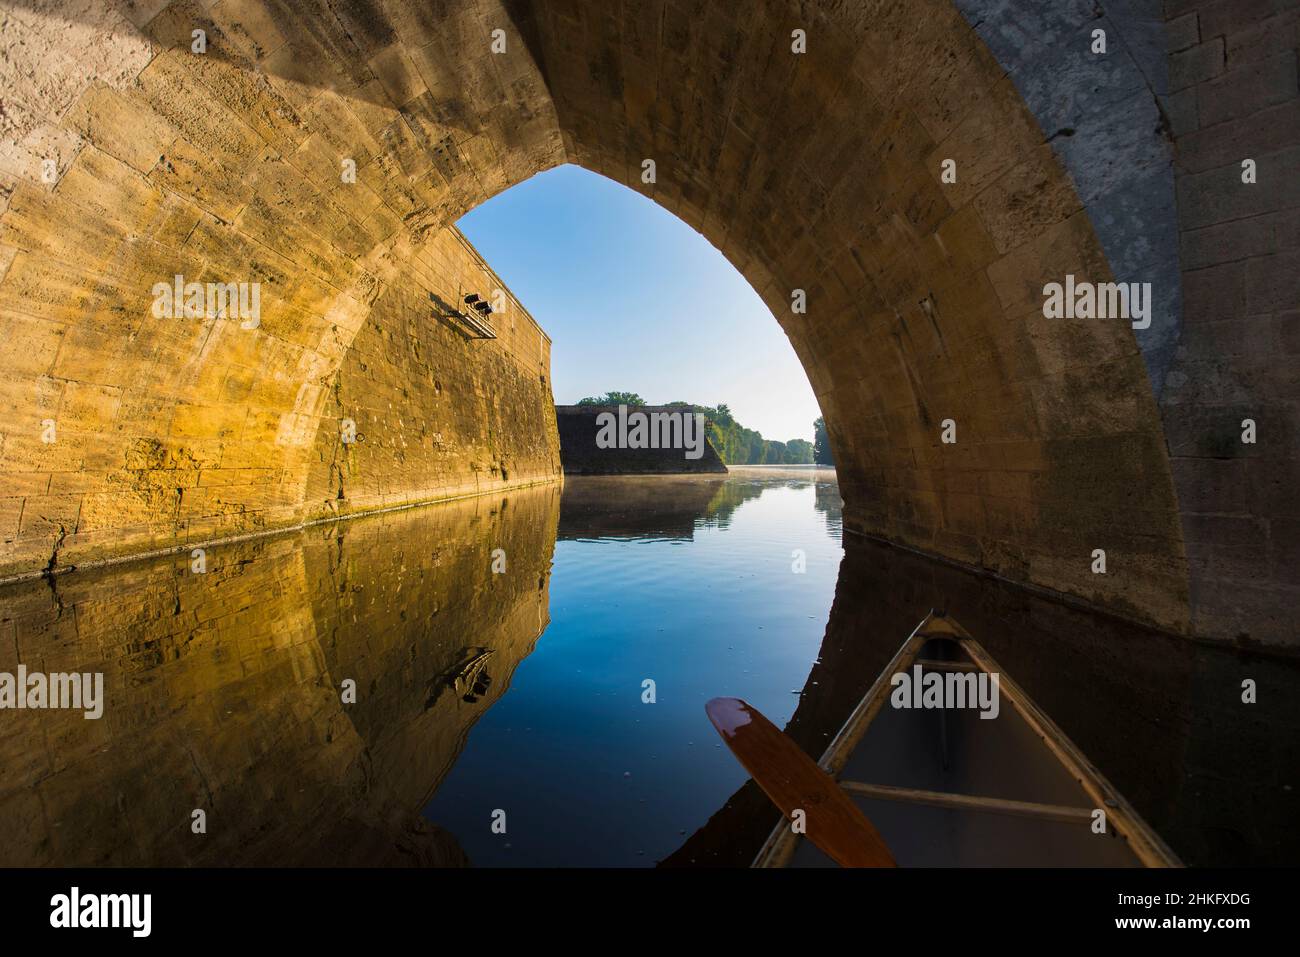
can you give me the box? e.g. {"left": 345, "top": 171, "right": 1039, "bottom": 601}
{"left": 557, "top": 475, "right": 727, "bottom": 541}
{"left": 667, "top": 531, "right": 1300, "bottom": 868}
{"left": 556, "top": 466, "right": 839, "bottom": 541}
{"left": 0, "top": 487, "right": 561, "bottom": 866}
{"left": 1, "top": 466, "right": 1293, "bottom": 867}
{"left": 422, "top": 467, "right": 844, "bottom": 866}
{"left": 0, "top": 468, "right": 839, "bottom": 867}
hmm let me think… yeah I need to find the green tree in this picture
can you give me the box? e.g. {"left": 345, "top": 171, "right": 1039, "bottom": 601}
{"left": 813, "top": 416, "right": 834, "bottom": 465}
{"left": 568, "top": 394, "right": 818, "bottom": 465}
{"left": 785, "top": 439, "right": 814, "bottom": 464}
{"left": 576, "top": 391, "right": 646, "bottom": 406}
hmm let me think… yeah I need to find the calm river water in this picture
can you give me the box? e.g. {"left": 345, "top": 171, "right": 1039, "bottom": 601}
{"left": 423, "top": 468, "right": 844, "bottom": 866}
{"left": 0, "top": 466, "right": 1294, "bottom": 867}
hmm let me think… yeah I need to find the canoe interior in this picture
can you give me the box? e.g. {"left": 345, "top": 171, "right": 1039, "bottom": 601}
{"left": 786, "top": 637, "right": 1148, "bottom": 868}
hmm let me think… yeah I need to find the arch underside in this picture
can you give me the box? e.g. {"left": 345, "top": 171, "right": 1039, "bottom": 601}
{"left": 4, "top": 0, "right": 1280, "bottom": 641}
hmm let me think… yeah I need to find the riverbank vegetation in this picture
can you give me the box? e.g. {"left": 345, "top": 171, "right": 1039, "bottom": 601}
{"left": 573, "top": 393, "right": 816, "bottom": 465}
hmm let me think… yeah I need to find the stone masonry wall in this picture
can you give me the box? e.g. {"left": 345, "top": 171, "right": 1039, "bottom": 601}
{"left": 305, "top": 226, "right": 561, "bottom": 519}
{"left": 0, "top": 2, "right": 564, "bottom": 583}
{"left": 1160, "top": 0, "right": 1300, "bottom": 645}
{"left": 555, "top": 405, "right": 728, "bottom": 474}
{"left": 1, "top": 1, "right": 1295, "bottom": 646}
{"left": 0, "top": 173, "right": 560, "bottom": 578}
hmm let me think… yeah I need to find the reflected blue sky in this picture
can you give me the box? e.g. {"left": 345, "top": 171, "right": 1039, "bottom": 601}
{"left": 423, "top": 471, "right": 842, "bottom": 866}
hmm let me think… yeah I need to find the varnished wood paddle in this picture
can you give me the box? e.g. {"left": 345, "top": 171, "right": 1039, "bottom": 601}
{"left": 706, "top": 696, "right": 896, "bottom": 868}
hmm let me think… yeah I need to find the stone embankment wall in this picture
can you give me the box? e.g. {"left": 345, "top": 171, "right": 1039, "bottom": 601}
{"left": 304, "top": 227, "right": 561, "bottom": 520}
{"left": 556, "top": 405, "right": 728, "bottom": 474}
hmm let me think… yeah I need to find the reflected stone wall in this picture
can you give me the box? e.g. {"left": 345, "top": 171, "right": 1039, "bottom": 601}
{"left": 0, "top": 483, "right": 560, "bottom": 866}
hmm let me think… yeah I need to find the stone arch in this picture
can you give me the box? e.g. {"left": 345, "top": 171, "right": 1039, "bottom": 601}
{"left": 2, "top": 0, "right": 1292, "bottom": 644}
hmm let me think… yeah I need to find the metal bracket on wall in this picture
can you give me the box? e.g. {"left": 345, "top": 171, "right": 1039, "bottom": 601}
{"left": 430, "top": 290, "right": 497, "bottom": 339}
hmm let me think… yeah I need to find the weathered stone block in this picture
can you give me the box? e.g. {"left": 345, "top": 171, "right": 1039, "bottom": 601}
{"left": 1170, "top": 37, "right": 1225, "bottom": 90}
{"left": 1197, "top": 51, "right": 1298, "bottom": 128}
{"left": 1167, "top": 12, "right": 1201, "bottom": 52}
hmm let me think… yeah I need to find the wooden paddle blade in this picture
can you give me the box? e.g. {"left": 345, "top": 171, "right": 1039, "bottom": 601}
{"left": 706, "top": 697, "right": 896, "bottom": 868}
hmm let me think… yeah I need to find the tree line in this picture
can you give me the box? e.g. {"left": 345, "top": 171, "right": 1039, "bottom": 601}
{"left": 573, "top": 393, "right": 833, "bottom": 466}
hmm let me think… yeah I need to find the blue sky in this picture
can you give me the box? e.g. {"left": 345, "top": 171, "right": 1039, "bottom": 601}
{"left": 456, "top": 165, "right": 822, "bottom": 442}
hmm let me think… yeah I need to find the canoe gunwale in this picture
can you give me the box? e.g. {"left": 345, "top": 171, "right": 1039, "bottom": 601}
{"left": 752, "top": 611, "right": 1182, "bottom": 868}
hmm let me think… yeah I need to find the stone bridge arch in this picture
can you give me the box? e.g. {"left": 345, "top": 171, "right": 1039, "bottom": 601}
{"left": 1, "top": 0, "right": 1295, "bottom": 646}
